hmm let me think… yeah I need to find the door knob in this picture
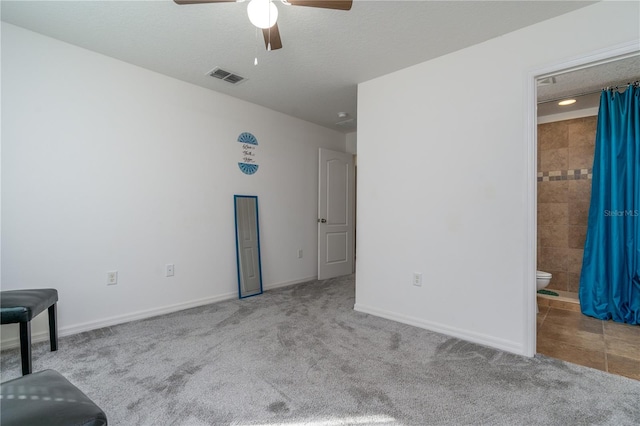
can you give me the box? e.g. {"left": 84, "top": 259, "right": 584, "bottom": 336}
{"left": 318, "top": 218, "right": 327, "bottom": 223}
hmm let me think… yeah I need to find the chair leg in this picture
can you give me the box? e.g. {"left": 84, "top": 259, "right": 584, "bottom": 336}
{"left": 19, "top": 322, "right": 32, "bottom": 375}
{"left": 48, "top": 303, "right": 58, "bottom": 352}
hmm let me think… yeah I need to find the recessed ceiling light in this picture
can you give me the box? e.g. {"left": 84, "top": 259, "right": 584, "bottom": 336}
{"left": 558, "top": 99, "right": 577, "bottom": 106}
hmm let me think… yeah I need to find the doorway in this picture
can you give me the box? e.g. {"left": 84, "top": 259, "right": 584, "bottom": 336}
{"left": 528, "top": 45, "right": 640, "bottom": 379}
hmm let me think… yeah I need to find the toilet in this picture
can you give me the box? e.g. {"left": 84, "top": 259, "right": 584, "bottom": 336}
{"left": 536, "top": 270, "right": 552, "bottom": 290}
{"left": 536, "top": 270, "right": 553, "bottom": 313}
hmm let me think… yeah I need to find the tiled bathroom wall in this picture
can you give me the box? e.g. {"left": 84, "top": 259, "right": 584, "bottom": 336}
{"left": 537, "top": 116, "right": 597, "bottom": 292}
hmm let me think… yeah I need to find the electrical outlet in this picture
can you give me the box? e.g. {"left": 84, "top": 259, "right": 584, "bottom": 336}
{"left": 412, "top": 272, "right": 422, "bottom": 287}
{"left": 297, "top": 249, "right": 303, "bottom": 259}
{"left": 166, "top": 264, "right": 175, "bottom": 277}
{"left": 107, "top": 271, "right": 118, "bottom": 286}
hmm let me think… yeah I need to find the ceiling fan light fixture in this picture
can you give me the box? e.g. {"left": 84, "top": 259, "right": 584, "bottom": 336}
{"left": 247, "top": 0, "right": 278, "bottom": 29}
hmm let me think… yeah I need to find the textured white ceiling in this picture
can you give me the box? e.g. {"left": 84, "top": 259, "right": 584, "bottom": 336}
{"left": 537, "top": 55, "right": 640, "bottom": 117}
{"left": 2, "top": 0, "right": 602, "bottom": 132}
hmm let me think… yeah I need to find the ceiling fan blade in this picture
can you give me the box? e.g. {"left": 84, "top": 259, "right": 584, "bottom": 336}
{"left": 287, "top": 0, "right": 352, "bottom": 11}
{"left": 262, "top": 23, "right": 283, "bottom": 51}
{"left": 174, "top": 0, "right": 237, "bottom": 5}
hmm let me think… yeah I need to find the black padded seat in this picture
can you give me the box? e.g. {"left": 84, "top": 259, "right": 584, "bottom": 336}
{"left": 1, "top": 289, "right": 59, "bottom": 375}
{"left": 0, "top": 369, "right": 107, "bottom": 426}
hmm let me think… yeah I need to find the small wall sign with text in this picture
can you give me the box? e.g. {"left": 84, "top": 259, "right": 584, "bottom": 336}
{"left": 237, "top": 132, "right": 259, "bottom": 175}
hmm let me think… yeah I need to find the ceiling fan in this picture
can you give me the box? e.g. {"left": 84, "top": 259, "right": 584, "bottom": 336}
{"left": 174, "top": 0, "right": 353, "bottom": 51}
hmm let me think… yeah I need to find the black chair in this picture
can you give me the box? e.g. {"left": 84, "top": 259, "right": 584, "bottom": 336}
{"left": 0, "top": 369, "right": 108, "bottom": 426}
{"left": 0, "top": 289, "right": 59, "bottom": 375}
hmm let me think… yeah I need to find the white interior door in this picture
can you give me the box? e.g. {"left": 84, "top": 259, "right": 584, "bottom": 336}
{"left": 318, "top": 148, "right": 354, "bottom": 280}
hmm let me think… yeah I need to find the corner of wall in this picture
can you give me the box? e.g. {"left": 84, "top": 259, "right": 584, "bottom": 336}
{"left": 345, "top": 132, "right": 357, "bottom": 154}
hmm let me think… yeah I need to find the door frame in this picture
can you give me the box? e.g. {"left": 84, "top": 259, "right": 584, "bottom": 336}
{"left": 523, "top": 40, "right": 639, "bottom": 357}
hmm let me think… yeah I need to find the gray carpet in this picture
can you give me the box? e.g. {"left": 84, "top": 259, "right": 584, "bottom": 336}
{"left": 1, "top": 275, "right": 639, "bottom": 425}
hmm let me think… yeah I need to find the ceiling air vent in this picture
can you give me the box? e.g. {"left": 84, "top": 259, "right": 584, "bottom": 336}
{"left": 537, "top": 76, "right": 556, "bottom": 86}
{"left": 208, "top": 67, "right": 247, "bottom": 85}
{"left": 336, "top": 118, "right": 355, "bottom": 128}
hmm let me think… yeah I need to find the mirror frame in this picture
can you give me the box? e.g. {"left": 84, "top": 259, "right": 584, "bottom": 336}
{"left": 234, "top": 195, "right": 264, "bottom": 299}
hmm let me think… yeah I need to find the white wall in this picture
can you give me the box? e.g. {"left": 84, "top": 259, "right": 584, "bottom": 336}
{"left": 355, "top": 1, "right": 639, "bottom": 355}
{"left": 1, "top": 23, "right": 345, "bottom": 347}
{"left": 345, "top": 132, "right": 357, "bottom": 154}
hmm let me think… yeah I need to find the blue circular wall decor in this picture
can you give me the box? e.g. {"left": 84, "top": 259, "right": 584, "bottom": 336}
{"left": 237, "top": 132, "right": 258, "bottom": 145}
{"left": 237, "top": 132, "right": 259, "bottom": 175}
{"left": 238, "top": 163, "right": 259, "bottom": 175}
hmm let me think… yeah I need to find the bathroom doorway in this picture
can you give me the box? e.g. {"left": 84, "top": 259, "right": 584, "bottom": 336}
{"left": 529, "top": 48, "right": 640, "bottom": 379}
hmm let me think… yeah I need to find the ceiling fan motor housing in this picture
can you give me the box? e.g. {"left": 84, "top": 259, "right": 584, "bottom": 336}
{"left": 174, "top": 0, "right": 353, "bottom": 51}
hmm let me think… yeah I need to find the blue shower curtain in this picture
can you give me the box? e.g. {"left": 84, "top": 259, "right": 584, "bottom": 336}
{"left": 579, "top": 83, "right": 640, "bottom": 325}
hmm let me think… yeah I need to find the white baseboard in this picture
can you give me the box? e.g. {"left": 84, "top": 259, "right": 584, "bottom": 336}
{"left": 0, "top": 278, "right": 318, "bottom": 350}
{"left": 353, "top": 303, "right": 525, "bottom": 356}
{"left": 0, "top": 292, "right": 237, "bottom": 350}
{"left": 264, "top": 276, "right": 317, "bottom": 291}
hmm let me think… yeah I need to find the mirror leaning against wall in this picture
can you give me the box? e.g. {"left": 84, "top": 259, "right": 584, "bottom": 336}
{"left": 234, "top": 195, "right": 263, "bottom": 298}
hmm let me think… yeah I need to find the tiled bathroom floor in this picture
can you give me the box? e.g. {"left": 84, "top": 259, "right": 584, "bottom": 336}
{"left": 537, "top": 295, "right": 640, "bottom": 380}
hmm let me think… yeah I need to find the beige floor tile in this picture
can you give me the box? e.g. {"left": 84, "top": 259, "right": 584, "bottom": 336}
{"left": 536, "top": 307, "right": 640, "bottom": 381}
{"left": 537, "top": 335, "right": 606, "bottom": 370}
{"left": 537, "top": 297, "right": 550, "bottom": 308}
{"left": 547, "top": 299, "right": 581, "bottom": 312}
{"left": 537, "top": 308, "right": 549, "bottom": 328}
{"left": 607, "top": 354, "right": 640, "bottom": 380}
{"left": 538, "top": 324, "right": 605, "bottom": 351}
{"left": 603, "top": 320, "right": 640, "bottom": 362}
{"left": 605, "top": 336, "right": 640, "bottom": 361}
{"left": 543, "top": 309, "right": 603, "bottom": 334}
{"left": 603, "top": 320, "right": 640, "bottom": 339}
